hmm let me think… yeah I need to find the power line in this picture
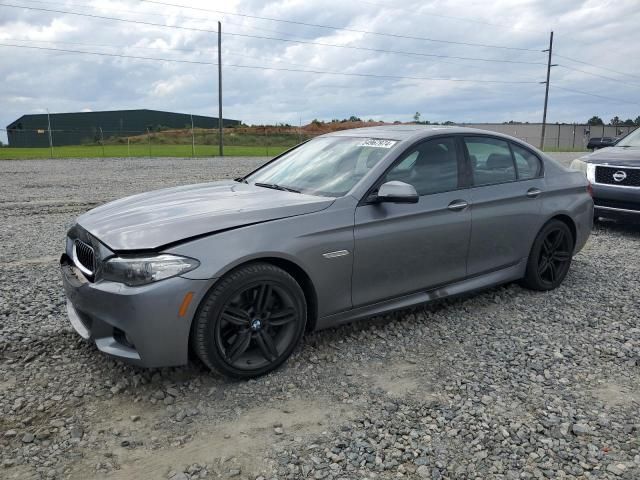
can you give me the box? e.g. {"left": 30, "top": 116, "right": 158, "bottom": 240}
{"left": 0, "top": 42, "right": 542, "bottom": 84}
{"left": 0, "top": 3, "right": 547, "bottom": 66}
{"left": 226, "top": 31, "right": 546, "bottom": 65}
{"left": 0, "top": 42, "right": 216, "bottom": 64}
{"left": 139, "top": 0, "right": 543, "bottom": 52}
{"left": 5, "top": 37, "right": 203, "bottom": 53}
{"left": 552, "top": 85, "right": 640, "bottom": 106}
{"left": 14, "top": 0, "right": 540, "bottom": 71}
{"left": 9, "top": 0, "right": 548, "bottom": 47}
{"left": 556, "top": 64, "right": 640, "bottom": 88}
{"left": 5, "top": 2, "right": 639, "bottom": 108}
{"left": 12, "top": 0, "right": 336, "bottom": 43}
{"left": 5, "top": 37, "right": 346, "bottom": 70}
{"left": 0, "top": 37, "right": 528, "bottom": 74}
{"left": 1, "top": 2, "right": 220, "bottom": 33}
{"left": 554, "top": 53, "right": 640, "bottom": 81}
{"left": 3, "top": 0, "right": 529, "bottom": 72}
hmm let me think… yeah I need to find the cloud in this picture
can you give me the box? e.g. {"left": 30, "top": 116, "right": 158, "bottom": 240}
{"left": 1, "top": 0, "right": 639, "bottom": 143}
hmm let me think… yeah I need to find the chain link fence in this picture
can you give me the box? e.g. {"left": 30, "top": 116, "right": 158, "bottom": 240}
{"left": 1, "top": 123, "right": 637, "bottom": 159}
{"left": 0, "top": 125, "right": 324, "bottom": 158}
{"left": 460, "top": 123, "right": 637, "bottom": 151}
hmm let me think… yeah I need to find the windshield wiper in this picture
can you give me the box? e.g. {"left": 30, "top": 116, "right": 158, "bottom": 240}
{"left": 254, "top": 182, "right": 301, "bottom": 193}
{"left": 233, "top": 177, "right": 248, "bottom": 183}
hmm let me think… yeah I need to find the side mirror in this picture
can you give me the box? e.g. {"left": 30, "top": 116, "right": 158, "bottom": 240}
{"left": 375, "top": 181, "right": 419, "bottom": 204}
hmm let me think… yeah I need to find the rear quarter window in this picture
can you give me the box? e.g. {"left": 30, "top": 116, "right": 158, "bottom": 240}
{"left": 511, "top": 143, "right": 542, "bottom": 179}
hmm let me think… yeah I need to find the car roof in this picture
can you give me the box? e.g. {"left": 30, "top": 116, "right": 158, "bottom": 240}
{"left": 322, "top": 125, "right": 521, "bottom": 142}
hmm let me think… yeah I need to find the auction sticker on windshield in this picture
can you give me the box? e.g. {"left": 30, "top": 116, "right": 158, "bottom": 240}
{"left": 357, "top": 138, "right": 397, "bottom": 148}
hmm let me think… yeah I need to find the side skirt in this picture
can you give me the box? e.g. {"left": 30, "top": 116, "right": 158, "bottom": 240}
{"left": 316, "top": 258, "right": 527, "bottom": 329}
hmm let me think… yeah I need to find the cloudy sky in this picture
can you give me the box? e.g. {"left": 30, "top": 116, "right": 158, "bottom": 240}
{"left": 1, "top": 0, "right": 640, "bottom": 142}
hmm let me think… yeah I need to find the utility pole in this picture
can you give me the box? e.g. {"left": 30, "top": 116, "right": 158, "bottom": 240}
{"left": 147, "top": 127, "right": 151, "bottom": 158}
{"left": 46, "top": 109, "right": 53, "bottom": 158}
{"left": 99, "top": 127, "right": 105, "bottom": 157}
{"left": 539, "top": 31, "right": 557, "bottom": 150}
{"left": 190, "top": 113, "right": 195, "bottom": 157}
{"left": 218, "top": 21, "right": 223, "bottom": 157}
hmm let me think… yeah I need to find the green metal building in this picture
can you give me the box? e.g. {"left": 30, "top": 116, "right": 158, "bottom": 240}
{"left": 6, "top": 109, "right": 241, "bottom": 147}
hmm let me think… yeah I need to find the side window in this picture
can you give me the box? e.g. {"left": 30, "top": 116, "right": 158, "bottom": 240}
{"left": 383, "top": 137, "right": 459, "bottom": 196}
{"left": 511, "top": 143, "right": 542, "bottom": 179}
{"left": 392, "top": 151, "right": 419, "bottom": 175}
{"left": 464, "top": 137, "right": 515, "bottom": 186}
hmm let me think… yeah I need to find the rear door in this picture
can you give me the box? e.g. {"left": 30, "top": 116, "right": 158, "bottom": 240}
{"left": 352, "top": 136, "right": 472, "bottom": 307}
{"left": 464, "top": 136, "right": 545, "bottom": 276}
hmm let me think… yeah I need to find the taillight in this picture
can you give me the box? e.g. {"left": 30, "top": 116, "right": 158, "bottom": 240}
{"left": 587, "top": 182, "right": 593, "bottom": 197}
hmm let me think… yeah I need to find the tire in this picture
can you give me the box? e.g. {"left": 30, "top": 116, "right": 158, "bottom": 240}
{"left": 191, "top": 262, "right": 306, "bottom": 379}
{"left": 521, "top": 219, "right": 574, "bottom": 291}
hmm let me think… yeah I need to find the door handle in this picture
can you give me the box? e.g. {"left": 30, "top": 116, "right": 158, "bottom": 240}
{"left": 526, "top": 187, "right": 542, "bottom": 198}
{"left": 447, "top": 200, "right": 469, "bottom": 211}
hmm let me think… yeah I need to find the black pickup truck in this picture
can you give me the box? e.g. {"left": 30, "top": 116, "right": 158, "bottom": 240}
{"left": 571, "top": 129, "right": 640, "bottom": 222}
{"left": 586, "top": 137, "right": 618, "bottom": 151}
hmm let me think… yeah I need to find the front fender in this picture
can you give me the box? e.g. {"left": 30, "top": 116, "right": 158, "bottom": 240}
{"left": 167, "top": 197, "right": 357, "bottom": 318}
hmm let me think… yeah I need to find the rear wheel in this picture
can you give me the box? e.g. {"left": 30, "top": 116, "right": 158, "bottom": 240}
{"left": 521, "top": 220, "right": 574, "bottom": 291}
{"left": 191, "top": 263, "right": 306, "bottom": 378}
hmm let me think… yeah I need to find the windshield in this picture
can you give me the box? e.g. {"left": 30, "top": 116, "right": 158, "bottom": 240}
{"left": 246, "top": 136, "right": 397, "bottom": 197}
{"left": 616, "top": 128, "right": 640, "bottom": 147}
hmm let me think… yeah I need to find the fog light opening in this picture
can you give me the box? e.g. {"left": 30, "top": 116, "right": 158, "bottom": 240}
{"left": 113, "top": 328, "right": 135, "bottom": 349}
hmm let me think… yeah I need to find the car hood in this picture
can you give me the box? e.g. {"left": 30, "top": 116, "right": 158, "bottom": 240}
{"left": 77, "top": 181, "right": 333, "bottom": 251}
{"left": 581, "top": 146, "right": 640, "bottom": 167}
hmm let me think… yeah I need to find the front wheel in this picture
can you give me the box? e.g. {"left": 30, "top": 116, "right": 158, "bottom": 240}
{"left": 521, "top": 220, "right": 574, "bottom": 291}
{"left": 191, "top": 263, "right": 306, "bottom": 378}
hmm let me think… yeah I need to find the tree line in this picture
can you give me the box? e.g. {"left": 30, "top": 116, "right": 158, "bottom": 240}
{"left": 587, "top": 115, "right": 640, "bottom": 126}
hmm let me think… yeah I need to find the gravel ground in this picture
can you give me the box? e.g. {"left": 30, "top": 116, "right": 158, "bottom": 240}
{"left": 0, "top": 154, "right": 638, "bottom": 480}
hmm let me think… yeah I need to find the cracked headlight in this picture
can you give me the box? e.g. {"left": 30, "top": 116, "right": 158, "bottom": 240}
{"left": 101, "top": 254, "right": 199, "bottom": 286}
{"left": 569, "top": 158, "right": 596, "bottom": 182}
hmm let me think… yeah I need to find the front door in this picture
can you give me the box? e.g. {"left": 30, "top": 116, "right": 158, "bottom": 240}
{"left": 352, "top": 136, "right": 472, "bottom": 307}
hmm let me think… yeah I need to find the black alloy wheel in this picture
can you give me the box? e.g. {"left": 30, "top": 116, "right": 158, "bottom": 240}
{"left": 522, "top": 219, "right": 574, "bottom": 291}
{"left": 192, "top": 263, "right": 306, "bottom": 378}
{"left": 537, "top": 228, "right": 572, "bottom": 285}
{"left": 217, "top": 282, "right": 298, "bottom": 368}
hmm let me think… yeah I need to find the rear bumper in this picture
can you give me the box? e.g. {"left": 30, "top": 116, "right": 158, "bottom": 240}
{"left": 574, "top": 206, "right": 593, "bottom": 255}
{"left": 592, "top": 183, "right": 640, "bottom": 221}
{"left": 60, "top": 255, "right": 214, "bottom": 368}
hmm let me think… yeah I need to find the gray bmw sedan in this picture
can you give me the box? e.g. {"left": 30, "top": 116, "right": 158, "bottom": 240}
{"left": 61, "top": 126, "right": 593, "bottom": 378}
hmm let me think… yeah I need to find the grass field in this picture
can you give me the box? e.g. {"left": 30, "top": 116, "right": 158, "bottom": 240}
{"left": 0, "top": 144, "right": 290, "bottom": 159}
